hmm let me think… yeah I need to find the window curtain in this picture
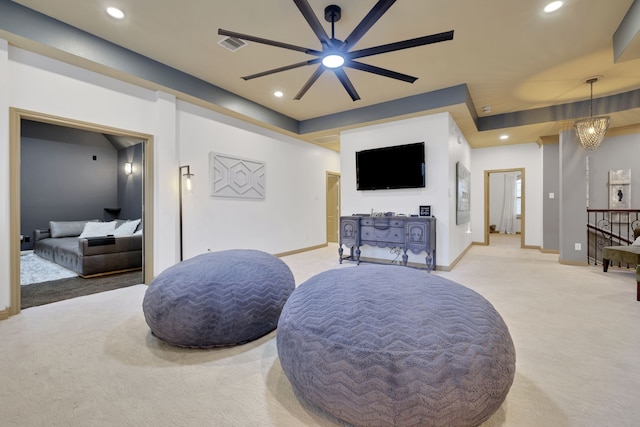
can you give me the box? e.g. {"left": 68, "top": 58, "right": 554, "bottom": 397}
{"left": 498, "top": 172, "right": 518, "bottom": 234}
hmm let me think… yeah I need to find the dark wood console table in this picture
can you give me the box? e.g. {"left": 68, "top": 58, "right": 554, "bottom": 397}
{"left": 338, "top": 215, "right": 436, "bottom": 272}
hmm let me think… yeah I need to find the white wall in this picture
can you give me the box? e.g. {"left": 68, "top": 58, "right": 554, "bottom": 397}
{"left": 340, "top": 113, "right": 472, "bottom": 267}
{"left": 0, "top": 39, "right": 10, "bottom": 308}
{"left": 0, "top": 41, "right": 339, "bottom": 312}
{"left": 471, "top": 143, "right": 543, "bottom": 247}
{"left": 177, "top": 102, "right": 340, "bottom": 258}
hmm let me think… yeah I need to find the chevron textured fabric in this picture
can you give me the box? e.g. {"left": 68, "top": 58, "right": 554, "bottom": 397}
{"left": 277, "top": 265, "right": 515, "bottom": 427}
{"left": 143, "top": 249, "right": 295, "bottom": 348}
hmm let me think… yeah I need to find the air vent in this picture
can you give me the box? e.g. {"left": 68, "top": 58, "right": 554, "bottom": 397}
{"left": 218, "top": 36, "right": 247, "bottom": 52}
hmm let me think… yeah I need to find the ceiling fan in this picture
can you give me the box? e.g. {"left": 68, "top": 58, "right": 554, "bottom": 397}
{"left": 218, "top": 0, "right": 454, "bottom": 101}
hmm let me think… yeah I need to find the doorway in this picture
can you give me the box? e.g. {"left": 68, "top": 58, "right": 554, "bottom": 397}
{"left": 484, "top": 168, "right": 525, "bottom": 248}
{"left": 8, "top": 108, "right": 155, "bottom": 316}
{"left": 326, "top": 172, "right": 341, "bottom": 243}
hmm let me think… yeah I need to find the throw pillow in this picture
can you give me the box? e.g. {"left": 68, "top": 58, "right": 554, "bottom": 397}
{"left": 632, "top": 236, "right": 640, "bottom": 246}
{"left": 113, "top": 219, "right": 141, "bottom": 236}
{"left": 79, "top": 221, "right": 117, "bottom": 238}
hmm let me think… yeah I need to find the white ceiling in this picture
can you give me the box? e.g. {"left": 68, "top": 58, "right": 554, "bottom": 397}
{"left": 8, "top": 0, "right": 640, "bottom": 150}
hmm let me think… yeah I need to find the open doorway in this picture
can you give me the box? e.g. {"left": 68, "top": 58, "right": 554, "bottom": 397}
{"left": 326, "top": 172, "right": 340, "bottom": 243}
{"left": 8, "top": 108, "right": 154, "bottom": 316}
{"left": 484, "top": 168, "right": 525, "bottom": 248}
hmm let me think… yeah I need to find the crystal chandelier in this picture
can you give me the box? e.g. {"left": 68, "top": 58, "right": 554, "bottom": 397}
{"left": 574, "top": 77, "right": 609, "bottom": 151}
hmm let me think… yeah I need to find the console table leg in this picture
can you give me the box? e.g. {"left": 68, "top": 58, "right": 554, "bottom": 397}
{"left": 402, "top": 251, "right": 408, "bottom": 266}
{"left": 426, "top": 253, "right": 433, "bottom": 273}
{"left": 356, "top": 247, "right": 361, "bottom": 265}
{"left": 338, "top": 246, "right": 343, "bottom": 264}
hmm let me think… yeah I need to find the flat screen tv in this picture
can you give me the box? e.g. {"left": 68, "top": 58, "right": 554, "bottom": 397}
{"left": 356, "top": 142, "right": 425, "bottom": 190}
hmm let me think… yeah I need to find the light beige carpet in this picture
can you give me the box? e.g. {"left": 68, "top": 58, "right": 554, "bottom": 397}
{"left": 1, "top": 236, "right": 638, "bottom": 426}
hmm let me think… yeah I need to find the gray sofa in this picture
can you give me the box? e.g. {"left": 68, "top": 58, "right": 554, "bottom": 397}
{"left": 33, "top": 219, "right": 142, "bottom": 277}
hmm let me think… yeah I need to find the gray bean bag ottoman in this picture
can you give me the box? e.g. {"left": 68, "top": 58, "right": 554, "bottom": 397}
{"left": 277, "top": 265, "right": 515, "bottom": 427}
{"left": 143, "top": 249, "right": 295, "bottom": 348}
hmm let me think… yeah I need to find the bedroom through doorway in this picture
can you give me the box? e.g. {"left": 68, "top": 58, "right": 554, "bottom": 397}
{"left": 9, "top": 109, "right": 154, "bottom": 315}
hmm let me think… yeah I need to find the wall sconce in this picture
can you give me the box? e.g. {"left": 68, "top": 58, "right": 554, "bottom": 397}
{"left": 124, "top": 162, "right": 133, "bottom": 175}
{"left": 179, "top": 165, "right": 195, "bottom": 261}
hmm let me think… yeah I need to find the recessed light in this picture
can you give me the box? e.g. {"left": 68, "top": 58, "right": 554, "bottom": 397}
{"left": 482, "top": 106, "right": 491, "bottom": 114}
{"left": 106, "top": 7, "right": 125, "bottom": 19}
{"left": 500, "top": 135, "right": 509, "bottom": 140}
{"left": 273, "top": 91, "right": 284, "bottom": 98}
{"left": 544, "top": 1, "right": 563, "bottom": 13}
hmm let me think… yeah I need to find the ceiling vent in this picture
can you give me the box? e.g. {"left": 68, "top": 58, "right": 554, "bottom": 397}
{"left": 218, "top": 36, "right": 247, "bottom": 52}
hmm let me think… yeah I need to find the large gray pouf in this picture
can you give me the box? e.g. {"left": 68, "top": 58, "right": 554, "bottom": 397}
{"left": 143, "top": 249, "right": 295, "bottom": 348}
{"left": 277, "top": 265, "right": 515, "bottom": 427}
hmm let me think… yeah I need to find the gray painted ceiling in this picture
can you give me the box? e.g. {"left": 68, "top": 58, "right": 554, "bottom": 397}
{"left": 3, "top": 0, "right": 640, "bottom": 151}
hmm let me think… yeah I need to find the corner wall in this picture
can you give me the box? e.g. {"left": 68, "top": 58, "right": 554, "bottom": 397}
{"left": 340, "top": 113, "right": 472, "bottom": 268}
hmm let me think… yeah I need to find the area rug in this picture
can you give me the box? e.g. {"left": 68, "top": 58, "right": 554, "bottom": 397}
{"left": 21, "top": 270, "right": 143, "bottom": 309}
{"left": 20, "top": 252, "right": 77, "bottom": 285}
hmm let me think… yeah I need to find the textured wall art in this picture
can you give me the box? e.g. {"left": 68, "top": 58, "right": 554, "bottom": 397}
{"left": 210, "top": 152, "right": 266, "bottom": 199}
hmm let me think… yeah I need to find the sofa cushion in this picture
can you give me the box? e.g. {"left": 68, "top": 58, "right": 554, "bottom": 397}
{"left": 81, "top": 234, "right": 142, "bottom": 256}
{"left": 79, "top": 221, "right": 117, "bottom": 238}
{"left": 49, "top": 220, "right": 99, "bottom": 238}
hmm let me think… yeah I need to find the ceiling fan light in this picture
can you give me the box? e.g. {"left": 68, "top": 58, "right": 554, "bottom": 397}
{"left": 322, "top": 54, "right": 344, "bottom": 68}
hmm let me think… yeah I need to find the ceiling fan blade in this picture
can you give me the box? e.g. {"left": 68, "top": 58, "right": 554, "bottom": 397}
{"left": 242, "top": 58, "right": 322, "bottom": 80}
{"left": 345, "top": 0, "right": 396, "bottom": 49}
{"left": 293, "top": 0, "right": 333, "bottom": 47}
{"left": 346, "top": 60, "right": 417, "bottom": 83}
{"left": 218, "top": 29, "right": 322, "bottom": 55}
{"left": 333, "top": 68, "right": 361, "bottom": 101}
{"left": 350, "top": 30, "right": 454, "bottom": 59}
{"left": 294, "top": 66, "right": 326, "bottom": 100}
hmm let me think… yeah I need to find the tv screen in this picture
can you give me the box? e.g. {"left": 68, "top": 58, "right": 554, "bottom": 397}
{"left": 356, "top": 142, "right": 425, "bottom": 190}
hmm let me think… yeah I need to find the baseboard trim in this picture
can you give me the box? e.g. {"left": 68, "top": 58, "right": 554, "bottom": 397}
{"left": 80, "top": 267, "right": 142, "bottom": 279}
{"left": 443, "top": 242, "right": 474, "bottom": 271}
{"left": 274, "top": 243, "right": 328, "bottom": 258}
{"left": 540, "top": 248, "right": 560, "bottom": 254}
{"left": 559, "top": 259, "right": 589, "bottom": 266}
{"left": 0, "top": 308, "right": 9, "bottom": 321}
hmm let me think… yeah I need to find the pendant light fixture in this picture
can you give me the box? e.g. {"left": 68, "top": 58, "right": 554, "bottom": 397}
{"left": 574, "top": 77, "right": 609, "bottom": 151}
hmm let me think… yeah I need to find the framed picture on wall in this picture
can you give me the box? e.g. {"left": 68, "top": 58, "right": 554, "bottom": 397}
{"left": 456, "top": 162, "right": 470, "bottom": 224}
{"left": 608, "top": 169, "right": 631, "bottom": 224}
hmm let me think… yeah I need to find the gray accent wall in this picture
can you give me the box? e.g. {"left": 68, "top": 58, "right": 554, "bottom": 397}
{"left": 559, "top": 130, "right": 640, "bottom": 263}
{"left": 117, "top": 143, "right": 143, "bottom": 221}
{"left": 559, "top": 130, "right": 588, "bottom": 263}
{"left": 542, "top": 144, "right": 560, "bottom": 251}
